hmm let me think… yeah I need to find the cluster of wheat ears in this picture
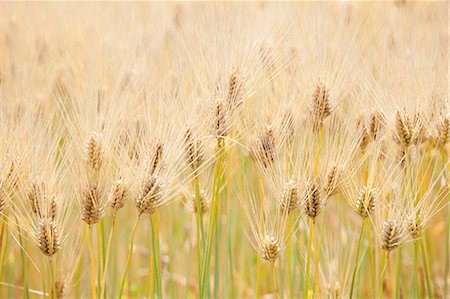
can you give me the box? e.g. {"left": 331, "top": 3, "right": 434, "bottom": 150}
{"left": 0, "top": 2, "right": 448, "bottom": 299}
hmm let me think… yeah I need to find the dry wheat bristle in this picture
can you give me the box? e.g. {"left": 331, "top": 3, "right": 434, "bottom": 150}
{"left": 191, "top": 189, "right": 209, "bottom": 214}
{"left": 81, "top": 184, "right": 104, "bottom": 225}
{"left": 3, "top": 157, "right": 21, "bottom": 193}
{"left": 280, "top": 108, "right": 296, "bottom": 143}
{"left": 312, "top": 80, "right": 331, "bottom": 130}
{"left": 381, "top": 220, "right": 402, "bottom": 252}
{"left": 212, "top": 98, "right": 231, "bottom": 147}
{"left": 281, "top": 179, "right": 300, "bottom": 213}
{"left": 304, "top": 180, "right": 322, "bottom": 221}
{"left": 437, "top": 114, "right": 449, "bottom": 145}
{"left": 0, "top": 181, "right": 8, "bottom": 213}
{"left": 135, "top": 175, "right": 161, "bottom": 215}
{"left": 85, "top": 131, "right": 103, "bottom": 171}
{"left": 109, "top": 179, "right": 128, "bottom": 211}
{"left": 254, "top": 125, "right": 277, "bottom": 168}
{"left": 226, "top": 69, "right": 243, "bottom": 109}
{"left": 323, "top": 165, "right": 342, "bottom": 195}
{"left": 36, "top": 217, "right": 61, "bottom": 257}
{"left": 355, "top": 186, "right": 376, "bottom": 218}
{"left": 183, "top": 125, "right": 205, "bottom": 171}
{"left": 260, "top": 234, "right": 281, "bottom": 262}
{"left": 411, "top": 111, "right": 427, "bottom": 144}
{"left": 394, "top": 110, "right": 412, "bottom": 148}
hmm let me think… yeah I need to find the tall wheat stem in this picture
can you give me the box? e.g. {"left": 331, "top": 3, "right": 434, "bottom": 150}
{"left": 304, "top": 218, "right": 314, "bottom": 299}
{"left": 118, "top": 215, "right": 141, "bottom": 298}
{"left": 256, "top": 256, "right": 261, "bottom": 299}
{"left": 395, "top": 247, "right": 402, "bottom": 298}
{"left": 194, "top": 175, "right": 204, "bottom": 294}
{"left": 420, "top": 238, "right": 433, "bottom": 299}
{"left": 100, "top": 213, "right": 117, "bottom": 299}
{"left": 410, "top": 241, "right": 419, "bottom": 297}
{"left": 349, "top": 220, "right": 366, "bottom": 298}
{"left": 200, "top": 145, "right": 225, "bottom": 298}
{"left": 49, "top": 258, "right": 56, "bottom": 299}
{"left": 15, "top": 215, "right": 30, "bottom": 299}
{"left": 151, "top": 211, "right": 162, "bottom": 298}
{"left": 87, "top": 225, "right": 97, "bottom": 299}
{"left": 379, "top": 252, "right": 389, "bottom": 299}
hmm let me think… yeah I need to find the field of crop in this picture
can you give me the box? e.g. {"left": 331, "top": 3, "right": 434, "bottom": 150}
{"left": 0, "top": 2, "right": 448, "bottom": 298}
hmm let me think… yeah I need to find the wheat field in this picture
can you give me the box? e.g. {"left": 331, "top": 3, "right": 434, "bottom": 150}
{"left": 0, "top": 2, "right": 448, "bottom": 298}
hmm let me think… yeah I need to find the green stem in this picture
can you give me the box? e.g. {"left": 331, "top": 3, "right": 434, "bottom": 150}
{"left": 40, "top": 255, "right": 46, "bottom": 298}
{"left": 16, "top": 217, "right": 30, "bottom": 299}
{"left": 74, "top": 224, "right": 86, "bottom": 298}
{"left": 87, "top": 226, "right": 97, "bottom": 299}
{"left": 0, "top": 217, "right": 6, "bottom": 295}
{"left": 256, "top": 256, "right": 261, "bottom": 299}
{"left": 349, "top": 221, "right": 366, "bottom": 298}
{"left": 411, "top": 241, "right": 419, "bottom": 298}
{"left": 367, "top": 224, "right": 376, "bottom": 298}
{"left": 151, "top": 212, "right": 162, "bottom": 298}
{"left": 395, "top": 247, "right": 402, "bottom": 299}
{"left": 200, "top": 146, "right": 225, "bottom": 298}
{"left": 118, "top": 215, "right": 141, "bottom": 298}
{"left": 100, "top": 213, "right": 117, "bottom": 299}
{"left": 272, "top": 261, "right": 278, "bottom": 298}
{"left": 194, "top": 176, "right": 204, "bottom": 295}
{"left": 304, "top": 218, "right": 314, "bottom": 299}
{"left": 444, "top": 190, "right": 449, "bottom": 296}
{"left": 49, "top": 258, "right": 56, "bottom": 299}
{"left": 379, "top": 253, "right": 389, "bottom": 299}
{"left": 97, "top": 223, "right": 102, "bottom": 299}
{"left": 420, "top": 238, "right": 433, "bottom": 299}
{"left": 213, "top": 191, "right": 222, "bottom": 299}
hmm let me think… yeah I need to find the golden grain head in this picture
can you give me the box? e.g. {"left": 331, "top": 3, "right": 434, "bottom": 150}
{"left": 81, "top": 183, "right": 104, "bottom": 225}
{"left": 406, "top": 215, "right": 422, "bottom": 239}
{"left": 369, "top": 111, "right": 384, "bottom": 140}
{"left": 36, "top": 217, "right": 61, "bottom": 257}
{"left": 27, "top": 180, "right": 47, "bottom": 216}
{"left": 304, "top": 180, "right": 322, "bottom": 220}
{"left": 54, "top": 280, "right": 66, "bottom": 299}
{"left": 135, "top": 175, "right": 161, "bottom": 215}
{"left": 355, "top": 186, "right": 376, "bottom": 218}
{"left": 281, "top": 179, "right": 300, "bottom": 214}
{"left": 260, "top": 234, "right": 281, "bottom": 262}
{"left": 191, "top": 189, "right": 209, "bottom": 214}
{"left": 253, "top": 124, "right": 277, "bottom": 168}
{"left": 85, "top": 131, "right": 103, "bottom": 171}
{"left": 381, "top": 220, "right": 403, "bottom": 252}
{"left": 394, "top": 110, "right": 412, "bottom": 148}
{"left": 226, "top": 69, "right": 244, "bottom": 110}
{"left": 323, "top": 164, "right": 342, "bottom": 195}
{"left": 356, "top": 114, "right": 370, "bottom": 152}
{"left": 109, "top": 179, "right": 129, "bottom": 211}
{"left": 312, "top": 80, "right": 331, "bottom": 130}
{"left": 437, "top": 114, "right": 449, "bottom": 145}
{"left": 146, "top": 141, "right": 165, "bottom": 176}
{"left": 211, "top": 98, "right": 231, "bottom": 147}
{"left": 183, "top": 124, "right": 205, "bottom": 171}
